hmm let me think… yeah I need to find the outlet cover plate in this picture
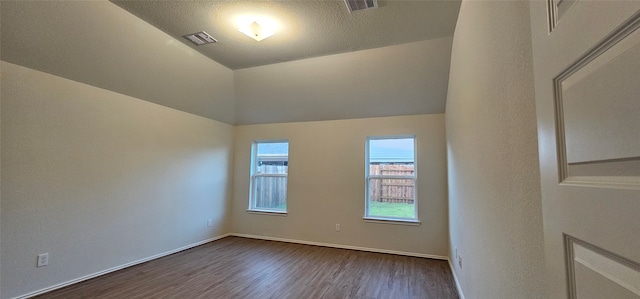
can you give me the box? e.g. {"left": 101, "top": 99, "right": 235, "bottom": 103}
{"left": 37, "top": 253, "right": 49, "bottom": 267}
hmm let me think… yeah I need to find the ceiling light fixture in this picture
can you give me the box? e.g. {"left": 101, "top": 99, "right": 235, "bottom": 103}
{"left": 238, "top": 19, "right": 277, "bottom": 41}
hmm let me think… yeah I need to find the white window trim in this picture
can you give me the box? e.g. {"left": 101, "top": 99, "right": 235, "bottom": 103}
{"left": 247, "top": 209, "right": 288, "bottom": 216}
{"left": 248, "top": 139, "right": 289, "bottom": 214}
{"left": 364, "top": 135, "right": 419, "bottom": 223}
{"left": 363, "top": 217, "right": 421, "bottom": 226}
{"left": 368, "top": 175, "right": 415, "bottom": 180}
{"left": 254, "top": 173, "right": 288, "bottom": 178}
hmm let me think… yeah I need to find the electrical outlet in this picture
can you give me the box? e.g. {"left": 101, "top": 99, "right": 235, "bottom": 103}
{"left": 37, "top": 253, "right": 49, "bottom": 267}
{"left": 207, "top": 219, "right": 213, "bottom": 227}
{"left": 335, "top": 223, "right": 341, "bottom": 232}
{"left": 458, "top": 255, "right": 463, "bottom": 268}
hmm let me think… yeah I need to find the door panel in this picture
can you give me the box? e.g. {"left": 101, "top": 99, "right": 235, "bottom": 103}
{"left": 555, "top": 14, "right": 640, "bottom": 186}
{"left": 529, "top": 1, "right": 640, "bottom": 298}
{"left": 568, "top": 235, "right": 640, "bottom": 298}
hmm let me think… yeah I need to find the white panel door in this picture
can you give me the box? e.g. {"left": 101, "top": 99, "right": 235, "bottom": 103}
{"left": 529, "top": 1, "right": 640, "bottom": 298}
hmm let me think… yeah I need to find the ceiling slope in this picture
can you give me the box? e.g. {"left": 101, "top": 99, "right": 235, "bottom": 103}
{"left": 234, "top": 38, "right": 453, "bottom": 125}
{"left": 1, "top": 1, "right": 236, "bottom": 124}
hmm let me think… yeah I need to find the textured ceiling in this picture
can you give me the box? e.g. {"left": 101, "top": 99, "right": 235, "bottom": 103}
{"left": 112, "top": 0, "right": 461, "bottom": 69}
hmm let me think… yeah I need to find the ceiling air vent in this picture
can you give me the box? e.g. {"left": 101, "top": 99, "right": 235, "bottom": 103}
{"left": 344, "top": 0, "right": 378, "bottom": 13}
{"left": 183, "top": 31, "right": 217, "bottom": 46}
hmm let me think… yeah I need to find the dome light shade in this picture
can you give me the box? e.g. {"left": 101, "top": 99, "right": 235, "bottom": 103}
{"left": 239, "top": 20, "right": 275, "bottom": 41}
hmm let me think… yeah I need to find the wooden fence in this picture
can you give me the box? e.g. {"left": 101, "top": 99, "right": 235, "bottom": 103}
{"left": 369, "top": 164, "right": 415, "bottom": 204}
{"left": 254, "top": 164, "right": 287, "bottom": 209}
{"left": 253, "top": 164, "right": 416, "bottom": 208}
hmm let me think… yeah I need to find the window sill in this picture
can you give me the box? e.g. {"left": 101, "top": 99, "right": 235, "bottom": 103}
{"left": 247, "top": 209, "right": 288, "bottom": 216}
{"left": 363, "top": 217, "right": 421, "bottom": 226}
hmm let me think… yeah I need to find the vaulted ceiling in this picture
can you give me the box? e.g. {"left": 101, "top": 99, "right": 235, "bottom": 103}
{"left": 1, "top": 1, "right": 461, "bottom": 124}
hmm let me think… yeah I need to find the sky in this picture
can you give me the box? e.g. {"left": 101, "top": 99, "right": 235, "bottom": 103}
{"left": 255, "top": 138, "right": 415, "bottom": 163}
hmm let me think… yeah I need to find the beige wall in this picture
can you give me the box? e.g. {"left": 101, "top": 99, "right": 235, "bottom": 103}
{"left": 446, "top": 1, "right": 545, "bottom": 298}
{"left": 233, "top": 38, "right": 452, "bottom": 125}
{"left": 0, "top": 62, "right": 234, "bottom": 298}
{"left": 231, "top": 114, "right": 448, "bottom": 256}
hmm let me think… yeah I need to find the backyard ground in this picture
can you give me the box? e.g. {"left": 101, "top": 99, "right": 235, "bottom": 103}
{"left": 369, "top": 201, "right": 415, "bottom": 218}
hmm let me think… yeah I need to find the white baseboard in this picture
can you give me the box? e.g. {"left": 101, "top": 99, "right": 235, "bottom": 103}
{"left": 13, "top": 233, "right": 231, "bottom": 299}
{"left": 448, "top": 259, "right": 466, "bottom": 299}
{"left": 229, "top": 233, "right": 448, "bottom": 260}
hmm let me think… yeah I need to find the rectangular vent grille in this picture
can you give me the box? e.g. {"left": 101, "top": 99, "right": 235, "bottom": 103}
{"left": 183, "top": 31, "right": 217, "bottom": 46}
{"left": 345, "top": 0, "right": 377, "bottom": 13}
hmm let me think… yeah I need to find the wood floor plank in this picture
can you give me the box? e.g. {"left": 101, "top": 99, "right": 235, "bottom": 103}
{"left": 34, "top": 237, "right": 459, "bottom": 299}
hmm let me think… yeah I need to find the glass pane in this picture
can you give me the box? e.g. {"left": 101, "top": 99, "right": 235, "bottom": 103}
{"left": 257, "top": 142, "right": 288, "bottom": 155}
{"left": 368, "top": 178, "right": 415, "bottom": 219}
{"left": 256, "top": 142, "right": 288, "bottom": 174}
{"left": 369, "top": 163, "right": 415, "bottom": 176}
{"left": 256, "top": 162, "right": 287, "bottom": 175}
{"left": 253, "top": 176, "right": 287, "bottom": 211}
{"left": 369, "top": 138, "right": 414, "bottom": 164}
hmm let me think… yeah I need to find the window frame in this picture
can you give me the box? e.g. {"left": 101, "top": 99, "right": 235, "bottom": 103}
{"left": 248, "top": 139, "right": 289, "bottom": 214}
{"left": 364, "top": 135, "right": 419, "bottom": 224}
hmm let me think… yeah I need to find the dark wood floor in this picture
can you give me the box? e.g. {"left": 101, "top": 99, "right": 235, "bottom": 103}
{"left": 35, "top": 237, "right": 459, "bottom": 299}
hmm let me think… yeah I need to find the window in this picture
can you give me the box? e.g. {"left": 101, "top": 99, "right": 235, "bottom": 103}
{"left": 249, "top": 140, "right": 289, "bottom": 213}
{"left": 365, "top": 136, "right": 417, "bottom": 222}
